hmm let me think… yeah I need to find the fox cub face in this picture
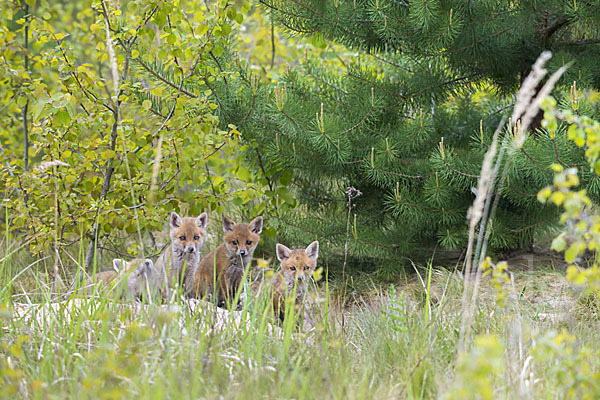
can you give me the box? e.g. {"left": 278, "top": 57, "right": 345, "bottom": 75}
{"left": 222, "top": 215, "right": 263, "bottom": 257}
{"left": 170, "top": 211, "right": 208, "bottom": 255}
{"left": 113, "top": 258, "right": 157, "bottom": 299}
{"left": 125, "top": 259, "right": 156, "bottom": 299}
{"left": 276, "top": 241, "right": 319, "bottom": 285}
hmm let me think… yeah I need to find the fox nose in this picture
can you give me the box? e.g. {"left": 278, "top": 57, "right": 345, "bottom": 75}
{"left": 239, "top": 250, "right": 247, "bottom": 256}
{"left": 186, "top": 246, "right": 195, "bottom": 253}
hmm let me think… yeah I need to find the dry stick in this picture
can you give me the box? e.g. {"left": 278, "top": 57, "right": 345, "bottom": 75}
{"left": 270, "top": 18, "right": 276, "bottom": 70}
{"left": 84, "top": 67, "right": 119, "bottom": 268}
{"left": 52, "top": 163, "right": 63, "bottom": 293}
{"left": 204, "top": 163, "right": 220, "bottom": 210}
{"left": 84, "top": 5, "right": 157, "bottom": 270}
{"left": 83, "top": 118, "right": 119, "bottom": 270}
{"left": 22, "top": 2, "right": 29, "bottom": 205}
{"left": 475, "top": 55, "right": 568, "bottom": 280}
{"left": 117, "top": 106, "right": 145, "bottom": 263}
{"left": 341, "top": 187, "right": 361, "bottom": 331}
{"left": 457, "top": 115, "right": 503, "bottom": 353}
{"left": 469, "top": 57, "right": 570, "bottom": 318}
{"left": 148, "top": 135, "right": 164, "bottom": 202}
{"left": 458, "top": 51, "right": 568, "bottom": 351}
{"left": 472, "top": 126, "right": 508, "bottom": 277}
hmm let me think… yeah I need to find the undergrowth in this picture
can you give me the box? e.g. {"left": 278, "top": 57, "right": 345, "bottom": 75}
{"left": 2, "top": 254, "right": 600, "bottom": 399}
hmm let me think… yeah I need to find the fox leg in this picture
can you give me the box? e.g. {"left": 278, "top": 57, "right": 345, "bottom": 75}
{"left": 224, "top": 265, "right": 243, "bottom": 303}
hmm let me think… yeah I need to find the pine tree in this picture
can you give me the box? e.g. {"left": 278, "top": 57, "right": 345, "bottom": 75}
{"left": 207, "top": 1, "right": 600, "bottom": 277}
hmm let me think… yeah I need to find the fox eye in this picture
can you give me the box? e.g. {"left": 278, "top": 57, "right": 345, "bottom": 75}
{"left": 289, "top": 266, "right": 296, "bottom": 271}
{"left": 194, "top": 235, "right": 200, "bottom": 240}
{"left": 304, "top": 266, "right": 310, "bottom": 271}
{"left": 179, "top": 236, "right": 186, "bottom": 241}
{"left": 246, "top": 240, "right": 252, "bottom": 245}
{"left": 232, "top": 240, "right": 238, "bottom": 246}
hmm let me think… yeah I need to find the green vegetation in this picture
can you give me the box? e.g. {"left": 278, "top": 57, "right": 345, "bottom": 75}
{"left": 0, "top": 0, "right": 272, "bottom": 269}
{"left": 215, "top": 0, "right": 600, "bottom": 274}
{"left": 3, "top": 1, "right": 600, "bottom": 399}
{"left": 3, "top": 257, "right": 600, "bottom": 399}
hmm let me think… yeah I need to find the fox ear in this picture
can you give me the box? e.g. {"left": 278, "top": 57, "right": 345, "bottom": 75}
{"left": 143, "top": 259, "right": 153, "bottom": 274}
{"left": 222, "top": 215, "right": 235, "bottom": 232}
{"left": 305, "top": 241, "right": 319, "bottom": 260}
{"left": 112, "top": 259, "right": 124, "bottom": 272}
{"left": 170, "top": 212, "right": 183, "bottom": 229}
{"left": 249, "top": 216, "right": 263, "bottom": 234}
{"left": 276, "top": 243, "right": 291, "bottom": 261}
{"left": 196, "top": 212, "right": 208, "bottom": 230}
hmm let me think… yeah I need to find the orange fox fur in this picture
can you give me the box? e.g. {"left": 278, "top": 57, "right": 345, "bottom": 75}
{"left": 186, "top": 215, "right": 263, "bottom": 305}
{"left": 153, "top": 211, "right": 208, "bottom": 297}
{"left": 252, "top": 241, "right": 319, "bottom": 321}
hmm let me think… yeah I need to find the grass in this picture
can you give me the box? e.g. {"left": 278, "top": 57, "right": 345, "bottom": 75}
{"left": 2, "top": 249, "right": 600, "bottom": 399}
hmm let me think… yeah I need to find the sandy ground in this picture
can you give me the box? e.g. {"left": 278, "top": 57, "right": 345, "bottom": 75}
{"left": 7, "top": 298, "right": 288, "bottom": 337}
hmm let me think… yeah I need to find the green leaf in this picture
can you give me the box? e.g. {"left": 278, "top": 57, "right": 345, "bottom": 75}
{"left": 212, "top": 45, "right": 224, "bottom": 57}
{"left": 237, "top": 167, "right": 249, "bottom": 181}
{"left": 565, "top": 242, "right": 583, "bottom": 264}
{"left": 101, "top": 150, "right": 116, "bottom": 159}
{"left": 221, "top": 23, "right": 231, "bottom": 36}
{"left": 53, "top": 109, "right": 71, "bottom": 125}
{"left": 551, "top": 236, "right": 566, "bottom": 252}
{"left": 276, "top": 187, "right": 295, "bottom": 205}
{"left": 197, "top": 24, "right": 209, "bottom": 36}
{"left": 278, "top": 169, "right": 293, "bottom": 186}
{"left": 33, "top": 99, "right": 48, "bottom": 121}
{"left": 252, "top": 202, "right": 266, "bottom": 216}
{"left": 263, "top": 226, "right": 277, "bottom": 238}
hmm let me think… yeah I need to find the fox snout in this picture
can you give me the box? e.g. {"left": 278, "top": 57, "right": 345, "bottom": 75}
{"left": 185, "top": 246, "right": 196, "bottom": 253}
{"left": 238, "top": 249, "right": 247, "bottom": 256}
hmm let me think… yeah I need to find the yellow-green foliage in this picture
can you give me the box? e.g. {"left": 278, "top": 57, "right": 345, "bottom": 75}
{"left": 532, "top": 331, "right": 600, "bottom": 399}
{"left": 0, "top": 0, "right": 268, "bottom": 256}
{"left": 538, "top": 92, "right": 600, "bottom": 293}
{"left": 480, "top": 257, "right": 510, "bottom": 308}
{"left": 446, "top": 334, "right": 505, "bottom": 400}
{"left": 80, "top": 324, "right": 154, "bottom": 399}
{"left": 0, "top": 335, "right": 31, "bottom": 397}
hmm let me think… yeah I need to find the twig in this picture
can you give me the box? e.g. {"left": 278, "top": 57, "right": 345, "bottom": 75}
{"left": 22, "top": 2, "right": 29, "bottom": 205}
{"left": 441, "top": 158, "right": 480, "bottom": 178}
{"left": 22, "top": 1, "right": 29, "bottom": 173}
{"left": 204, "top": 162, "right": 220, "bottom": 209}
{"left": 255, "top": 149, "right": 274, "bottom": 192}
{"left": 202, "top": 139, "right": 229, "bottom": 160}
{"left": 270, "top": 18, "right": 276, "bottom": 69}
{"left": 85, "top": 3, "right": 157, "bottom": 269}
{"left": 135, "top": 59, "right": 198, "bottom": 98}
{"left": 341, "top": 186, "right": 361, "bottom": 332}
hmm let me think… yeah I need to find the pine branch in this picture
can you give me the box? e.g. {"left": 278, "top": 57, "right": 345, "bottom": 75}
{"left": 135, "top": 58, "right": 198, "bottom": 98}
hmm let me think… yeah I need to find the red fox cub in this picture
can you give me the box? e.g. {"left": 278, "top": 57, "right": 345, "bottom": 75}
{"left": 153, "top": 211, "right": 208, "bottom": 296}
{"left": 75, "top": 258, "right": 155, "bottom": 300}
{"left": 124, "top": 259, "right": 162, "bottom": 301}
{"left": 253, "top": 241, "right": 319, "bottom": 321}
{"left": 186, "top": 215, "right": 263, "bottom": 305}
